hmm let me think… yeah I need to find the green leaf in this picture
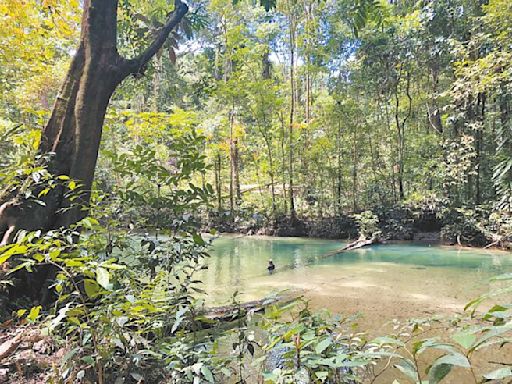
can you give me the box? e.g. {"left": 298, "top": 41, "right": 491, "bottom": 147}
{"left": 192, "top": 233, "right": 205, "bottom": 246}
{"left": 393, "top": 359, "right": 419, "bottom": 382}
{"left": 103, "top": 263, "right": 126, "bottom": 270}
{"left": 96, "top": 267, "right": 111, "bottom": 290}
{"left": 452, "top": 331, "right": 476, "bottom": 350}
{"left": 16, "top": 309, "right": 27, "bottom": 317}
{"left": 81, "top": 355, "right": 94, "bottom": 365}
{"left": 428, "top": 352, "right": 471, "bottom": 383}
{"left": 372, "top": 336, "right": 405, "bottom": 347}
{"left": 315, "top": 337, "right": 332, "bottom": 354}
{"left": 84, "top": 279, "right": 101, "bottom": 298}
{"left": 315, "top": 371, "right": 328, "bottom": 380}
{"left": 201, "top": 365, "right": 214, "bottom": 383}
{"left": 428, "top": 363, "right": 452, "bottom": 384}
{"left": 435, "top": 353, "right": 470, "bottom": 368}
{"left": 27, "top": 305, "right": 42, "bottom": 322}
{"left": 171, "top": 306, "right": 188, "bottom": 333}
{"left": 0, "top": 245, "right": 28, "bottom": 264}
{"left": 483, "top": 367, "right": 512, "bottom": 380}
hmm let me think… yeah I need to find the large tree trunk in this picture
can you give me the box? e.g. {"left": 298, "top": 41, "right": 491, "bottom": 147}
{"left": 0, "top": 0, "right": 188, "bottom": 299}
{"left": 0, "top": 0, "right": 188, "bottom": 246}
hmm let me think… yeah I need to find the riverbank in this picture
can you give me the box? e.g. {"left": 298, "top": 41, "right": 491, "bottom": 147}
{"left": 203, "top": 203, "right": 512, "bottom": 250}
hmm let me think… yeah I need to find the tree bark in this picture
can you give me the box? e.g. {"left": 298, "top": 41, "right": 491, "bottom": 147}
{"left": 336, "top": 118, "right": 343, "bottom": 214}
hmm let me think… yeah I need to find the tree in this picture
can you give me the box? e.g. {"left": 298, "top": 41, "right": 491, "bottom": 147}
{"left": 0, "top": 0, "right": 189, "bottom": 245}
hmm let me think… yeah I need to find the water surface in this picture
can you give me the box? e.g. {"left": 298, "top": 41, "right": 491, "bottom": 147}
{"left": 199, "top": 236, "right": 512, "bottom": 313}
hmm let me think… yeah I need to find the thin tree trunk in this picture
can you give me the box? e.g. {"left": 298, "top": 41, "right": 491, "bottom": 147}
{"left": 229, "top": 111, "right": 235, "bottom": 217}
{"left": 288, "top": 18, "right": 296, "bottom": 220}
{"left": 427, "top": 64, "right": 443, "bottom": 134}
{"left": 215, "top": 153, "right": 222, "bottom": 211}
{"left": 336, "top": 119, "right": 343, "bottom": 214}
{"left": 352, "top": 125, "right": 358, "bottom": 212}
{"left": 234, "top": 139, "right": 241, "bottom": 203}
{"left": 263, "top": 134, "right": 276, "bottom": 216}
{"left": 280, "top": 112, "right": 287, "bottom": 214}
{"left": 393, "top": 68, "right": 412, "bottom": 201}
{"left": 475, "top": 92, "right": 485, "bottom": 205}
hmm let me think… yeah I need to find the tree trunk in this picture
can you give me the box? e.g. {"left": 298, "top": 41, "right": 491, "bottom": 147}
{"left": 262, "top": 46, "right": 271, "bottom": 80}
{"left": 336, "top": 119, "right": 343, "bottom": 214}
{"left": 0, "top": 0, "right": 188, "bottom": 298}
{"left": 475, "top": 92, "right": 486, "bottom": 205}
{"left": 288, "top": 19, "right": 297, "bottom": 220}
{"left": 498, "top": 91, "right": 512, "bottom": 211}
{"left": 263, "top": 134, "right": 276, "bottom": 216}
{"left": 351, "top": 124, "right": 358, "bottom": 212}
{"left": 1, "top": 0, "right": 188, "bottom": 245}
{"left": 280, "top": 112, "right": 287, "bottom": 214}
{"left": 228, "top": 111, "right": 241, "bottom": 218}
{"left": 427, "top": 65, "right": 443, "bottom": 134}
{"left": 393, "top": 68, "right": 412, "bottom": 201}
{"left": 215, "top": 153, "right": 222, "bottom": 211}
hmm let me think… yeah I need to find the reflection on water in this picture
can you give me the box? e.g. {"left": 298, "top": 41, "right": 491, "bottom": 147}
{"left": 198, "top": 236, "right": 512, "bottom": 305}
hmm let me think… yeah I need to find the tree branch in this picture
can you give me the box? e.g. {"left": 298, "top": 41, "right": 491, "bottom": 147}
{"left": 121, "top": 0, "right": 188, "bottom": 78}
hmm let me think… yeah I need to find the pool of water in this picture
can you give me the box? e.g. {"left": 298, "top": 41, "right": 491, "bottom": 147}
{"left": 199, "top": 235, "right": 512, "bottom": 310}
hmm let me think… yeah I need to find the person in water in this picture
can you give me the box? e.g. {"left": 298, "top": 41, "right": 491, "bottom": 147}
{"left": 267, "top": 259, "right": 275, "bottom": 273}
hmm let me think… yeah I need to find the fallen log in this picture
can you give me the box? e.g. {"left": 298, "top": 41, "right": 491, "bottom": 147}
{"left": 322, "top": 236, "right": 382, "bottom": 258}
{"left": 198, "top": 293, "right": 299, "bottom": 328}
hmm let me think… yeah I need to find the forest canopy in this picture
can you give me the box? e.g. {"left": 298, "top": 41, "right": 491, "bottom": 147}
{"left": 2, "top": 0, "right": 511, "bottom": 226}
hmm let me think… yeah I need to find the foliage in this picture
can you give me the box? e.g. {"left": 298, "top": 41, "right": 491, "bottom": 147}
{"left": 1, "top": 0, "right": 512, "bottom": 383}
{"left": 370, "top": 272, "right": 512, "bottom": 384}
{"left": 354, "top": 211, "right": 381, "bottom": 240}
{"left": 256, "top": 301, "right": 379, "bottom": 383}
{"left": 1, "top": 216, "right": 227, "bottom": 383}
{"left": 0, "top": 0, "right": 79, "bottom": 111}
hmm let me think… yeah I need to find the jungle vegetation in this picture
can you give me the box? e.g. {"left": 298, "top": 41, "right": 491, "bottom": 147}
{"left": 0, "top": 0, "right": 511, "bottom": 383}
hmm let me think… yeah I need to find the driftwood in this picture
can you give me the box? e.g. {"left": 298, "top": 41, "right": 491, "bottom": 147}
{"left": 323, "top": 236, "right": 381, "bottom": 258}
{"left": 199, "top": 294, "right": 298, "bottom": 328}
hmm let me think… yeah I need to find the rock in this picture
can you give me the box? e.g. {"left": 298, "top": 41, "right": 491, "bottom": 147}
{"left": 0, "top": 368, "right": 8, "bottom": 383}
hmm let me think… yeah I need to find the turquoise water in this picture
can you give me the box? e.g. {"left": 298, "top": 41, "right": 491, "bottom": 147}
{"left": 204, "top": 236, "right": 344, "bottom": 279}
{"left": 199, "top": 236, "right": 512, "bottom": 305}
{"left": 318, "top": 243, "right": 512, "bottom": 272}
